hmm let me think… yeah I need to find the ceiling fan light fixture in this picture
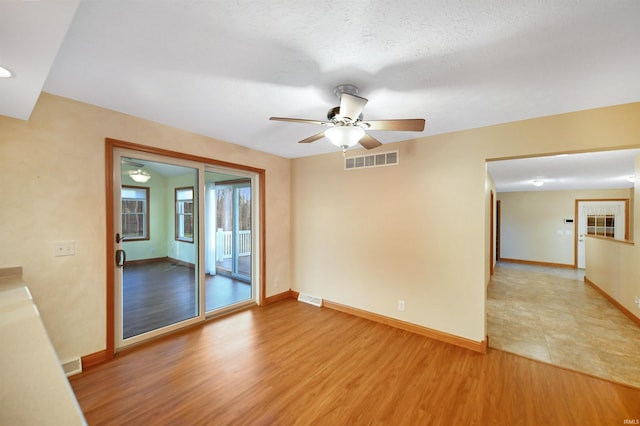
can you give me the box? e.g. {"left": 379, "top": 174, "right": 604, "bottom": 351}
{"left": 129, "top": 169, "right": 151, "bottom": 183}
{"left": 270, "top": 84, "right": 424, "bottom": 152}
{"left": 325, "top": 126, "right": 365, "bottom": 151}
{"left": 0, "top": 66, "right": 12, "bottom": 78}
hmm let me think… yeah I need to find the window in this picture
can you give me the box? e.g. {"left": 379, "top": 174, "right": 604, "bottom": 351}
{"left": 121, "top": 186, "right": 149, "bottom": 240}
{"left": 587, "top": 214, "right": 615, "bottom": 238}
{"left": 176, "top": 187, "right": 194, "bottom": 242}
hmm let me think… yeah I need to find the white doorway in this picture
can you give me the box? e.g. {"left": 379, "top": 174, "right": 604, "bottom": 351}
{"left": 576, "top": 199, "right": 629, "bottom": 268}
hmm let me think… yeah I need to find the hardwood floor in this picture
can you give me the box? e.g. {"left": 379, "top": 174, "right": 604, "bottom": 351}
{"left": 123, "top": 261, "right": 197, "bottom": 338}
{"left": 123, "top": 260, "right": 251, "bottom": 338}
{"left": 205, "top": 274, "right": 251, "bottom": 311}
{"left": 71, "top": 299, "right": 640, "bottom": 425}
{"left": 216, "top": 254, "right": 252, "bottom": 278}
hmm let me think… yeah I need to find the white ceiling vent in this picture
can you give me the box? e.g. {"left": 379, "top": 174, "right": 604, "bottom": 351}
{"left": 345, "top": 151, "right": 399, "bottom": 170}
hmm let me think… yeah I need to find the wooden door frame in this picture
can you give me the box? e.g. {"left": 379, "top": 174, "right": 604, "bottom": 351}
{"left": 490, "top": 191, "right": 495, "bottom": 276}
{"left": 496, "top": 200, "right": 501, "bottom": 262}
{"left": 104, "top": 138, "right": 266, "bottom": 361}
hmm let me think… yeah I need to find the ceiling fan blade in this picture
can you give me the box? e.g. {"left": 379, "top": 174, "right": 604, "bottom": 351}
{"left": 365, "top": 119, "right": 425, "bottom": 132}
{"left": 339, "top": 93, "right": 368, "bottom": 121}
{"left": 359, "top": 133, "right": 383, "bottom": 150}
{"left": 298, "top": 132, "right": 326, "bottom": 144}
{"left": 122, "top": 159, "right": 144, "bottom": 168}
{"left": 270, "top": 117, "right": 329, "bottom": 126}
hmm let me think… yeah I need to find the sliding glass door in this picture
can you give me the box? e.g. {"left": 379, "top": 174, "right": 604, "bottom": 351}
{"left": 214, "top": 182, "right": 251, "bottom": 279}
{"left": 115, "top": 151, "right": 202, "bottom": 349}
{"left": 112, "top": 146, "right": 260, "bottom": 350}
{"left": 204, "top": 170, "right": 253, "bottom": 312}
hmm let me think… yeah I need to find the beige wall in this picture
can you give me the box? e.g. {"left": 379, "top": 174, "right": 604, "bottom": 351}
{"left": 586, "top": 155, "right": 640, "bottom": 320}
{"left": 291, "top": 103, "right": 640, "bottom": 343}
{"left": 0, "top": 93, "right": 291, "bottom": 361}
{"left": 497, "top": 188, "right": 633, "bottom": 265}
{"left": 2, "top": 94, "right": 639, "bottom": 360}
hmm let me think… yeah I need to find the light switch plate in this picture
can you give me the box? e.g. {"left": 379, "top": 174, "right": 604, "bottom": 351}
{"left": 53, "top": 241, "right": 76, "bottom": 257}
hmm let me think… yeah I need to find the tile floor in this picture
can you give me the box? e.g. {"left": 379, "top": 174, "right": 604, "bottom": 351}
{"left": 487, "top": 261, "right": 640, "bottom": 388}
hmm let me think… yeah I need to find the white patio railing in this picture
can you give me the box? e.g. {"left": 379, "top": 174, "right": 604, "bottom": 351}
{"left": 216, "top": 229, "right": 251, "bottom": 259}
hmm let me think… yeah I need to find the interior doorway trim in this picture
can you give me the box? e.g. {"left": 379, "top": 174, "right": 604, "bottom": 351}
{"left": 573, "top": 198, "right": 630, "bottom": 268}
{"left": 490, "top": 190, "right": 495, "bottom": 276}
{"left": 105, "top": 138, "right": 266, "bottom": 360}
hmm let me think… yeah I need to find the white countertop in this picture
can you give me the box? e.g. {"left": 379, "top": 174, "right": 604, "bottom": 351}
{"left": 0, "top": 267, "right": 87, "bottom": 426}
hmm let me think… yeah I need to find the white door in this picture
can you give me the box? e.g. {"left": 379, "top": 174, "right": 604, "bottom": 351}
{"left": 577, "top": 200, "right": 627, "bottom": 268}
{"left": 577, "top": 205, "right": 589, "bottom": 269}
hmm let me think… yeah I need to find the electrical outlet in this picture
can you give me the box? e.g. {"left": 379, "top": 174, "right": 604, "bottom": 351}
{"left": 398, "top": 300, "right": 405, "bottom": 311}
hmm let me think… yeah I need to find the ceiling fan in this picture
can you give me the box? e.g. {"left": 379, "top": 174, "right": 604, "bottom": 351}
{"left": 270, "top": 84, "right": 426, "bottom": 152}
{"left": 122, "top": 158, "right": 151, "bottom": 183}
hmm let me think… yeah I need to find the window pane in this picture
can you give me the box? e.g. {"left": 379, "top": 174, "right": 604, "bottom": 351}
{"left": 176, "top": 187, "right": 194, "bottom": 242}
{"left": 122, "top": 186, "right": 149, "bottom": 240}
{"left": 177, "top": 188, "right": 193, "bottom": 200}
{"left": 122, "top": 187, "right": 146, "bottom": 200}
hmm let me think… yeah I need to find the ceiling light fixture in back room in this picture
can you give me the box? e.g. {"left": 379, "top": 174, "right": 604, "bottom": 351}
{"left": 128, "top": 169, "right": 151, "bottom": 183}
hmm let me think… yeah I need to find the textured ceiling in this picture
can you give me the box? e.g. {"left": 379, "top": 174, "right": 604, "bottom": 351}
{"left": 1, "top": 1, "right": 639, "bottom": 187}
{"left": 488, "top": 149, "right": 640, "bottom": 192}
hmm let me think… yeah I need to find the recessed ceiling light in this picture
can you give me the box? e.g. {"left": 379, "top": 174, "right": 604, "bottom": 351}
{"left": 0, "top": 66, "right": 12, "bottom": 78}
{"left": 532, "top": 180, "right": 544, "bottom": 187}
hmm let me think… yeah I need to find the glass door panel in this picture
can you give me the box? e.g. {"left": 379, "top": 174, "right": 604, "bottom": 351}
{"left": 204, "top": 170, "right": 253, "bottom": 312}
{"left": 115, "top": 153, "right": 201, "bottom": 348}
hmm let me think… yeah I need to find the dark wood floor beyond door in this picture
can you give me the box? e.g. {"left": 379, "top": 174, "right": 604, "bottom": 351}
{"left": 123, "top": 260, "right": 250, "bottom": 338}
{"left": 72, "top": 299, "right": 640, "bottom": 425}
{"left": 123, "top": 261, "right": 197, "bottom": 339}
